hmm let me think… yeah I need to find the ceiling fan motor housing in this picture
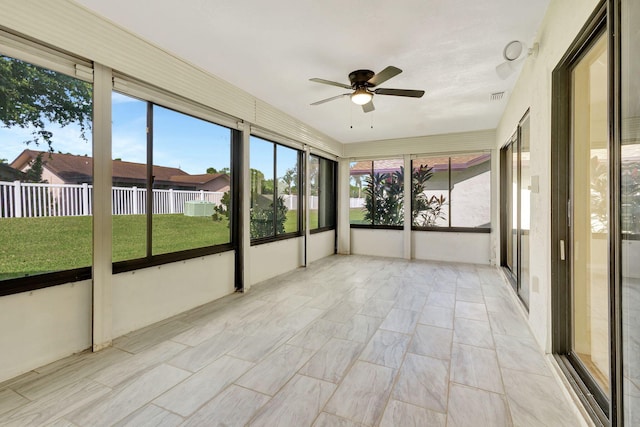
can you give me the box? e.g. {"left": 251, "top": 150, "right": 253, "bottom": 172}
{"left": 348, "top": 69, "right": 376, "bottom": 88}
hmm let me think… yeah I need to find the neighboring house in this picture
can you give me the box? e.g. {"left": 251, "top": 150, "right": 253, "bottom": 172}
{"left": 0, "top": 162, "right": 27, "bottom": 181}
{"left": 349, "top": 153, "right": 491, "bottom": 191}
{"left": 169, "top": 174, "right": 230, "bottom": 192}
{"left": 9, "top": 150, "right": 229, "bottom": 191}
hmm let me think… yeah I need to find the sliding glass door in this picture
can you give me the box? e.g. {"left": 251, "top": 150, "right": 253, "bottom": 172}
{"left": 501, "top": 113, "right": 530, "bottom": 307}
{"left": 621, "top": 0, "right": 640, "bottom": 424}
{"left": 551, "top": 5, "right": 611, "bottom": 422}
{"left": 570, "top": 30, "right": 610, "bottom": 397}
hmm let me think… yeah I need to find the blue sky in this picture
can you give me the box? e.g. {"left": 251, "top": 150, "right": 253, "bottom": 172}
{"left": 1, "top": 91, "right": 283, "bottom": 176}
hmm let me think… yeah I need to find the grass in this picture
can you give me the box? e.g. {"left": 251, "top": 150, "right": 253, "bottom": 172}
{"left": 1, "top": 209, "right": 332, "bottom": 280}
{"left": 349, "top": 208, "right": 367, "bottom": 224}
{"left": 0, "top": 214, "right": 230, "bottom": 280}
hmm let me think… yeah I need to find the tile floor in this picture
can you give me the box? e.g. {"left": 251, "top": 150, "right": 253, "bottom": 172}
{"left": 0, "top": 255, "right": 588, "bottom": 426}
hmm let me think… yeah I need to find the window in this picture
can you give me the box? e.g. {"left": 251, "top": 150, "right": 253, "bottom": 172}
{"left": 309, "top": 155, "right": 336, "bottom": 232}
{"left": 0, "top": 54, "right": 93, "bottom": 293}
{"left": 112, "top": 92, "right": 233, "bottom": 268}
{"left": 412, "top": 152, "right": 490, "bottom": 230}
{"left": 152, "top": 105, "right": 231, "bottom": 254}
{"left": 250, "top": 136, "right": 301, "bottom": 242}
{"left": 111, "top": 93, "right": 147, "bottom": 262}
{"left": 350, "top": 159, "right": 404, "bottom": 227}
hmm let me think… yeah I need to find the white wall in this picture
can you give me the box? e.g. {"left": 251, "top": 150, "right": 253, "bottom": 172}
{"left": 112, "top": 252, "right": 235, "bottom": 337}
{"left": 413, "top": 231, "right": 491, "bottom": 265}
{"left": 0, "top": 280, "right": 92, "bottom": 383}
{"left": 308, "top": 230, "right": 335, "bottom": 264}
{"left": 350, "top": 229, "right": 404, "bottom": 258}
{"left": 249, "top": 237, "right": 304, "bottom": 286}
{"left": 495, "top": 0, "right": 601, "bottom": 350}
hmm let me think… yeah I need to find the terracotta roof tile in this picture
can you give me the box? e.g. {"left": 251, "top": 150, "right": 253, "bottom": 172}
{"left": 349, "top": 153, "right": 489, "bottom": 175}
{"left": 12, "top": 150, "right": 190, "bottom": 183}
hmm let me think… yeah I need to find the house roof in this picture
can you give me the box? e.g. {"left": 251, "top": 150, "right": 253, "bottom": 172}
{"left": 350, "top": 153, "right": 490, "bottom": 175}
{"left": 170, "top": 173, "right": 229, "bottom": 185}
{"left": 10, "top": 150, "right": 191, "bottom": 183}
{"left": 0, "top": 162, "right": 27, "bottom": 181}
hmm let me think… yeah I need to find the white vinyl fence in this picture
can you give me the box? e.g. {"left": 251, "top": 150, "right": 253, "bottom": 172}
{"left": 0, "top": 180, "right": 224, "bottom": 218}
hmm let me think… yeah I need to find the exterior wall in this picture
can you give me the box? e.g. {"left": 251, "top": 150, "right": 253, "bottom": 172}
{"left": 201, "top": 181, "right": 230, "bottom": 192}
{"left": 495, "top": 0, "right": 601, "bottom": 350}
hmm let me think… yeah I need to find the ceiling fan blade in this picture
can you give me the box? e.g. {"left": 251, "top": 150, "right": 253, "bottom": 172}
{"left": 309, "top": 78, "right": 352, "bottom": 89}
{"left": 367, "top": 66, "right": 402, "bottom": 87}
{"left": 362, "top": 101, "right": 375, "bottom": 113}
{"left": 374, "top": 88, "right": 425, "bottom": 98}
{"left": 310, "top": 93, "right": 350, "bottom": 106}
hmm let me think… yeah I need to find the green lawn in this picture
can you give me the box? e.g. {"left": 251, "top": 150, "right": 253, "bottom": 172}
{"left": 350, "top": 208, "right": 367, "bottom": 224}
{"left": 0, "top": 210, "right": 327, "bottom": 280}
{"left": 2, "top": 196, "right": 344, "bottom": 278}
{"left": 0, "top": 214, "right": 230, "bottom": 280}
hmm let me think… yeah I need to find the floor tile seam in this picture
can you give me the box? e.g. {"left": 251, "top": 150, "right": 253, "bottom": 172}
{"left": 451, "top": 326, "right": 508, "bottom": 398}
{"left": 415, "top": 321, "right": 455, "bottom": 332}
{"left": 23, "top": 376, "right": 113, "bottom": 408}
{"left": 209, "top": 382, "right": 273, "bottom": 427}
{"left": 154, "top": 368, "right": 251, "bottom": 418}
{"left": 494, "top": 361, "right": 554, "bottom": 379}
{"left": 242, "top": 372, "right": 331, "bottom": 426}
{"left": 2, "top": 384, "right": 34, "bottom": 404}
{"left": 448, "top": 381, "right": 515, "bottom": 426}
{"left": 296, "top": 338, "right": 361, "bottom": 383}
{"left": 146, "top": 401, "right": 186, "bottom": 420}
{"left": 377, "top": 334, "right": 446, "bottom": 425}
{"left": 318, "top": 360, "right": 397, "bottom": 427}
{"left": 379, "top": 396, "right": 449, "bottom": 420}
{"left": 0, "top": 387, "right": 32, "bottom": 412}
{"left": 164, "top": 351, "right": 230, "bottom": 375}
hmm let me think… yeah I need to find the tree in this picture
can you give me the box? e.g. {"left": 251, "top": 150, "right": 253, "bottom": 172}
{"left": 351, "top": 175, "right": 363, "bottom": 198}
{"left": 0, "top": 158, "right": 7, "bottom": 164}
{"left": 363, "top": 169, "right": 404, "bottom": 226}
{"left": 209, "top": 167, "right": 230, "bottom": 175}
{"left": 250, "top": 196, "right": 288, "bottom": 239}
{"left": 0, "top": 55, "right": 92, "bottom": 149}
{"left": 412, "top": 164, "right": 447, "bottom": 227}
{"left": 24, "top": 153, "right": 48, "bottom": 183}
{"left": 361, "top": 164, "right": 446, "bottom": 227}
{"left": 280, "top": 167, "right": 297, "bottom": 195}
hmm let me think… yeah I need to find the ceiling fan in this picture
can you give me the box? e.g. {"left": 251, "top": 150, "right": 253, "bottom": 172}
{"left": 309, "top": 66, "right": 425, "bottom": 113}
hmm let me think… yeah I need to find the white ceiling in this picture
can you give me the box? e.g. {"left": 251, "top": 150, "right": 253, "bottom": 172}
{"left": 74, "top": 0, "right": 550, "bottom": 144}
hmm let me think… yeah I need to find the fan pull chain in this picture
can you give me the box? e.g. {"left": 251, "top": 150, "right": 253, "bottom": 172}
{"left": 370, "top": 111, "right": 374, "bottom": 129}
{"left": 350, "top": 102, "right": 353, "bottom": 129}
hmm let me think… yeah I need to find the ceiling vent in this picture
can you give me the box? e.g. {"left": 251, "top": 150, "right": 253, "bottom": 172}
{"left": 490, "top": 91, "right": 505, "bottom": 101}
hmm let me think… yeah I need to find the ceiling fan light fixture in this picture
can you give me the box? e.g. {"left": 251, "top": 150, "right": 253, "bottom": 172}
{"left": 351, "top": 88, "right": 373, "bottom": 105}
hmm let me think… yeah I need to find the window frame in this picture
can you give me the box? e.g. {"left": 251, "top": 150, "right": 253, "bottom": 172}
{"left": 0, "top": 42, "right": 94, "bottom": 297}
{"left": 309, "top": 154, "right": 337, "bottom": 235}
{"left": 249, "top": 136, "right": 304, "bottom": 246}
{"left": 349, "top": 158, "right": 404, "bottom": 230}
{"left": 411, "top": 152, "right": 492, "bottom": 233}
{"left": 112, "top": 94, "right": 237, "bottom": 275}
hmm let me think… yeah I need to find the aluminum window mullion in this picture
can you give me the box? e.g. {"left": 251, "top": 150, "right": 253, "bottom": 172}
{"left": 146, "top": 102, "right": 153, "bottom": 258}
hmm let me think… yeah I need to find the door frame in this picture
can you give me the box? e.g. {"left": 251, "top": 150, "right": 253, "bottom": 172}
{"left": 550, "top": 1, "right": 620, "bottom": 424}
{"left": 500, "top": 110, "right": 530, "bottom": 309}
